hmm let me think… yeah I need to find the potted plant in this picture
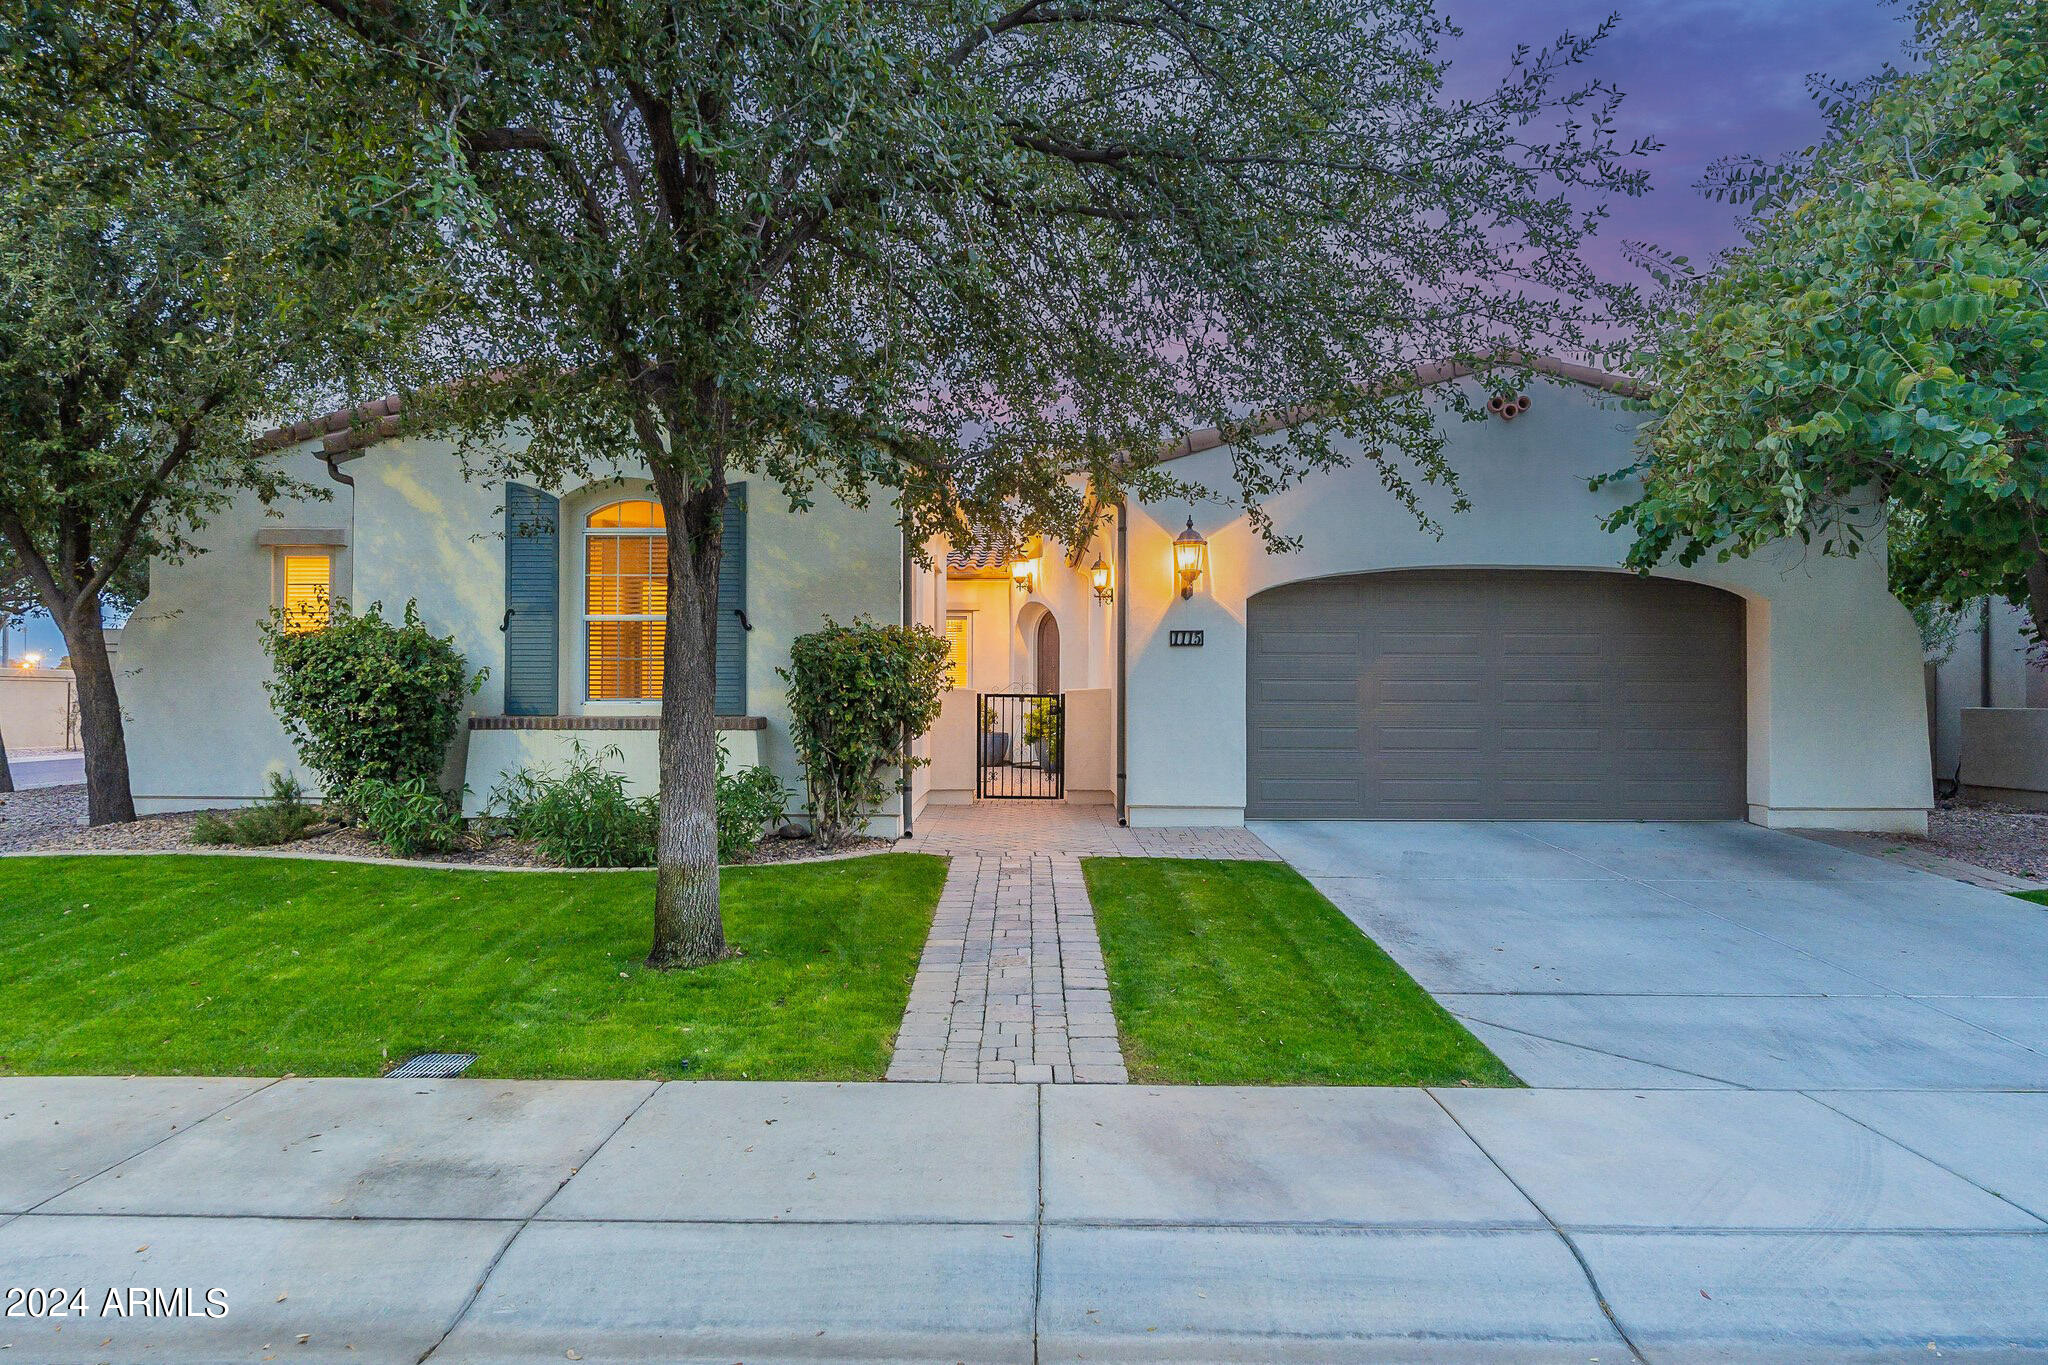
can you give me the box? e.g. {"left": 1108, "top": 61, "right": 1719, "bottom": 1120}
{"left": 1022, "top": 698, "right": 1061, "bottom": 771}
{"left": 980, "top": 699, "right": 1012, "bottom": 766}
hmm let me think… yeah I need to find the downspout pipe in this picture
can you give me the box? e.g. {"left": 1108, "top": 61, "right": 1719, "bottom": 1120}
{"left": 1980, "top": 596, "right": 1994, "bottom": 709}
{"left": 1116, "top": 500, "right": 1129, "bottom": 826}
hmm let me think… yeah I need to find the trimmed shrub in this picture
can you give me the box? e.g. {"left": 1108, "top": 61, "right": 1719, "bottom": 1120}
{"left": 780, "top": 617, "right": 949, "bottom": 846}
{"left": 191, "top": 773, "right": 321, "bottom": 847}
{"left": 348, "top": 775, "right": 466, "bottom": 857}
{"left": 716, "top": 756, "right": 792, "bottom": 863}
{"left": 490, "top": 744, "right": 656, "bottom": 868}
{"left": 262, "top": 601, "right": 483, "bottom": 797}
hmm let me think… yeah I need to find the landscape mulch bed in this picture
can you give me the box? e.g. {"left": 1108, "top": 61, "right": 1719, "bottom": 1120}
{"left": 0, "top": 782, "right": 886, "bottom": 868}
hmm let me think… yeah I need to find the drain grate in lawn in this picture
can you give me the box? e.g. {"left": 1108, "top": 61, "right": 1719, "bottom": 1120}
{"left": 387, "top": 1052, "right": 478, "bottom": 1078}
{"left": 1082, "top": 857, "right": 1520, "bottom": 1087}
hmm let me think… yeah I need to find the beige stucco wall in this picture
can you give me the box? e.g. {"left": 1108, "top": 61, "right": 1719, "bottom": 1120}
{"left": 123, "top": 435, "right": 913, "bottom": 831}
{"left": 0, "top": 672, "right": 77, "bottom": 751}
{"left": 1958, "top": 707, "right": 2048, "bottom": 808}
{"left": 123, "top": 449, "right": 354, "bottom": 810}
{"left": 1123, "top": 376, "right": 1932, "bottom": 833}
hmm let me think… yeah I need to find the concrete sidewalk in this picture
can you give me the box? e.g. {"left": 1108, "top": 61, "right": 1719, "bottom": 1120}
{"left": 3, "top": 751, "right": 83, "bottom": 789}
{"left": 2, "top": 1078, "right": 2044, "bottom": 1362}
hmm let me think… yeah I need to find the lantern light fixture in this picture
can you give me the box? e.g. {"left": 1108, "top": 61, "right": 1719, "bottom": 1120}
{"left": 1089, "top": 557, "right": 1114, "bottom": 603}
{"left": 1172, "top": 517, "right": 1208, "bottom": 600}
{"left": 1010, "top": 554, "right": 1038, "bottom": 594}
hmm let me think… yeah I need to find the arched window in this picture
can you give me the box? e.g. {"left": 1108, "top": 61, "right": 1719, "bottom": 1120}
{"left": 584, "top": 499, "right": 665, "bottom": 700}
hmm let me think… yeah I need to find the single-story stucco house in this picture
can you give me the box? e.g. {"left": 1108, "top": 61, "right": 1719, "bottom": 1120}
{"left": 120, "top": 356, "right": 1934, "bottom": 833}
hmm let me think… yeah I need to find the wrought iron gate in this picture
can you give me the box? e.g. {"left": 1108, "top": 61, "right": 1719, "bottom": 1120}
{"left": 977, "top": 692, "right": 1065, "bottom": 799}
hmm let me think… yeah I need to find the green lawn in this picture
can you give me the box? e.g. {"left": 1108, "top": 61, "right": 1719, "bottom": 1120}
{"left": 0, "top": 853, "right": 947, "bottom": 1080}
{"left": 1083, "top": 858, "right": 1519, "bottom": 1086}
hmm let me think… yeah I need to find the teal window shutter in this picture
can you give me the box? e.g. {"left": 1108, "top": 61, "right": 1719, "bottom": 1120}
{"left": 503, "top": 483, "right": 560, "bottom": 716}
{"left": 716, "top": 485, "right": 747, "bottom": 713}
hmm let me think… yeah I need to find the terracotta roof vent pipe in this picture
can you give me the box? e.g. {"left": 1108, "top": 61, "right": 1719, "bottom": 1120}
{"left": 1488, "top": 393, "right": 1532, "bottom": 421}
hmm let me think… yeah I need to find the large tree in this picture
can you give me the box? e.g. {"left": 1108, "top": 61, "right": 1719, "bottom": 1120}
{"left": 0, "top": 2, "right": 422, "bottom": 823}
{"left": 1603, "top": 0, "right": 2048, "bottom": 636}
{"left": 290, "top": 0, "right": 1650, "bottom": 966}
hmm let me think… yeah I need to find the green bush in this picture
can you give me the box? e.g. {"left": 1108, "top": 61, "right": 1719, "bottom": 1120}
{"left": 262, "top": 601, "right": 483, "bottom": 797}
{"left": 1022, "top": 697, "right": 1062, "bottom": 766}
{"left": 717, "top": 756, "right": 792, "bottom": 863}
{"left": 780, "top": 617, "right": 949, "bottom": 846}
{"left": 348, "top": 775, "right": 466, "bottom": 857}
{"left": 191, "top": 773, "right": 322, "bottom": 848}
{"left": 490, "top": 744, "right": 656, "bottom": 868}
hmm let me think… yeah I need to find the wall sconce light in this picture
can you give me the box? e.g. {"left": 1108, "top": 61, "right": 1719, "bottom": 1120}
{"left": 1089, "top": 557, "right": 1114, "bottom": 604}
{"left": 1010, "top": 555, "right": 1038, "bottom": 594}
{"left": 1172, "top": 517, "right": 1208, "bottom": 600}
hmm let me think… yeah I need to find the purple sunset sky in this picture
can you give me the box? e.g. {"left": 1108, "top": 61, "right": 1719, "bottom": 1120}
{"left": 1444, "top": 0, "right": 1909, "bottom": 277}
{"left": 0, "top": 1, "right": 1918, "bottom": 664}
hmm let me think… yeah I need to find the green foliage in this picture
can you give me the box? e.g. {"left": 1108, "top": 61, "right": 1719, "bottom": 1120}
{"left": 781, "top": 619, "right": 950, "bottom": 846}
{"left": 1912, "top": 600, "right": 1967, "bottom": 664}
{"left": 0, "top": 2, "right": 433, "bottom": 821}
{"left": 262, "top": 601, "right": 483, "bottom": 797}
{"left": 1022, "top": 698, "right": 1062, "bottom": 766}
{"left": 489, "top": 743, "right": 791, "bottom": 866}
{"left": 288, "top": 1, "right": 1651, "bottom": 552}
{"left": 191, "top": 773, "right": 322, "bottom": 848}
{"left": 716, "top": 758, "right": 793, "bottom": 864}
{"left": 490, "top": 744, "right": 657, "bottom": 868}
{"left": 347, "top": 775, "right": 466, "bottom": 857}
{"left": 1605, "top": 0, "right": 2048, "bottom": 633}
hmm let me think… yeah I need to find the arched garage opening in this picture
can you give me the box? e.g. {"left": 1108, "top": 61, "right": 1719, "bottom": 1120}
{"left": 1245, "top": 569, "right": 1747, "bottom": 820}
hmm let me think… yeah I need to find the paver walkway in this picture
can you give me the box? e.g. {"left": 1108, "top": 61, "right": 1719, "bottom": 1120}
{"left": 889, "top": 803, "right": 1274, "bottom": 1083}
{"left": 889, "top": 854, "right": 1123, "bottom": 1083}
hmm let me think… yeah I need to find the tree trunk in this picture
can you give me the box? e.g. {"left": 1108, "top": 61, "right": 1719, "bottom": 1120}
{"left": 645, "top": 467, "right": 729, "bottom": 970}
{"left": 63, "top": 597, "right": 136, "bottom": 825}
{"left": 2026, "top": 547, "right": 2048, "bottom": 648}
{"left": 0, "top": 721, "right": 13, "bottom": 794}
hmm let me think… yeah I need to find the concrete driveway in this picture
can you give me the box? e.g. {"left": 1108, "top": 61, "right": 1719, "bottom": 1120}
{"left": 1250, "top": 819, "right": 2048, "bottom": 1090}
{"left": 2, "top": 1077, "right": 2045, "bottom": 1361}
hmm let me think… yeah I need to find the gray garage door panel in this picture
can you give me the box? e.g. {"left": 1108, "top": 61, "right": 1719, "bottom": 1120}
{"left": 1246, "top": 570, "right": 1746, "bottom": 819}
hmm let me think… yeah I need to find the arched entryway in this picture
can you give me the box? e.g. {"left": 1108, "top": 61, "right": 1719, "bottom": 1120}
{"left": 1244, "top": 568, "right": 1747, "bottom": 819}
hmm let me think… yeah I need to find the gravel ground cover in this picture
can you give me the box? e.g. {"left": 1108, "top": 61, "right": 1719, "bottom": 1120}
{"left": 1911, "top": 800, "right": 2048, "bottom": 882}
{"left": 0, "top": 783, "right": 885, "bottom": 867}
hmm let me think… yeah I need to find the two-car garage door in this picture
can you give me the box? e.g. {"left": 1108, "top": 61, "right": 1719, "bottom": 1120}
{"left": 1245, "top": 570, "right": 1746, "bottom": 820}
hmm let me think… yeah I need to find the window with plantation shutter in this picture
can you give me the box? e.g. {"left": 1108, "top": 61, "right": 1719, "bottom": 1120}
{"left": 280, "top": 553, "right": 332, "bottom": 633}
{"left": 944, "top": 612, "right": 971, "bottom": 688}
{"left": 584, "top": 499, "right": 667, "bottom": 701}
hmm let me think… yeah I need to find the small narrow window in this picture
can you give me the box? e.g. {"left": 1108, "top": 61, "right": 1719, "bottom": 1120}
{"left": 944, "top": 612, "right": 972, "bottom": 688}
{"left": 585, "top": 498, "right": 666, "bottom": 701}
{"left": 280, "top": 553, "right": 332, "bottom": 633}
